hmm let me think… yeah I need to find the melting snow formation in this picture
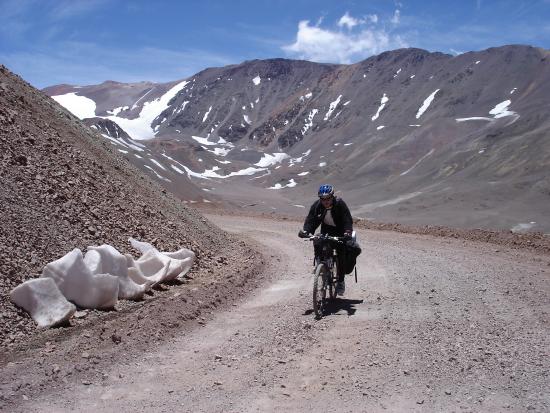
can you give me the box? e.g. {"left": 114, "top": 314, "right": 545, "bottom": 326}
{"left": 371, "top": 93, "right": 389, "bottom": 121}
{"left": 10, "top": 239, "right": 195, "bottom": 327}
{"left": 10, "top": 278, "right": 76, "bottom": 328}
{"left": 416, "top": 89, "right": 440, "bottom": 119}
{"left": 456, "top": 99, "right": 518, "bottom": 123}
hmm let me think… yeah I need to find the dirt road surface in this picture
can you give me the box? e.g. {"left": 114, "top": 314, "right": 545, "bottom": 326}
{"left": 10, "top": 215, "right": 550, "bottom": 412}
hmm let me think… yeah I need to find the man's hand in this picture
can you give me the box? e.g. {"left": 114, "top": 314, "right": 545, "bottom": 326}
{"left": 343, "top": 230, "right": 353, "bottom": 241}
{"left": 298, "top": 229, "right": 311, "bottom": 238}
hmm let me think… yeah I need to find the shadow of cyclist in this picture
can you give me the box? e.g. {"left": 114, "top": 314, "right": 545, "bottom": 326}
{"left": 303, "top": 298, "right": 364, "bottom": 317}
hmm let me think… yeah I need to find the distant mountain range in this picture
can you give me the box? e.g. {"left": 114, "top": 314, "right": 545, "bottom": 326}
{"left": 44, "top": 45, "right": 550, "bottom": 233}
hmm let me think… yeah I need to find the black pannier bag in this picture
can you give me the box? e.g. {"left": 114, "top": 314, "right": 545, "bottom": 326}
{"left": 343, "top": 239, "right": 361, "bottom": 275}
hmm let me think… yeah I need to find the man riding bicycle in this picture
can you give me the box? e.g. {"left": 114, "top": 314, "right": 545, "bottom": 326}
{"left": 299, "top": 184, "right": 359, "bottom": 296}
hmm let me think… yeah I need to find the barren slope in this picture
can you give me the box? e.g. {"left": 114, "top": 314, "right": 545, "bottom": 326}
{"left": 0, "top": 65, "right": 255, "bottom": 348}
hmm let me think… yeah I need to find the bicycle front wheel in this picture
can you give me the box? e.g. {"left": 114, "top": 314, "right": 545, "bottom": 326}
{"left": 313, "top": 263, "right": 327, "bottom": 318}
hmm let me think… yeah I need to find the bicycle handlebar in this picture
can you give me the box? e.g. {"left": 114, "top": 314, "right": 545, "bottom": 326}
{"left": 299, "top": 232, "right": 345, "bottom": 243}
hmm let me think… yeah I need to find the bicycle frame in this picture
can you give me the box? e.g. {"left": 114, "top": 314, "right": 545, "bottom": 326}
{"left": 302, "top": 233, "right": 345, "bottom": 317}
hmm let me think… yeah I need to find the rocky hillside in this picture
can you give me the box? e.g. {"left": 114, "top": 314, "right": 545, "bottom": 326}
{"left": 0, "top": 65, "right": 246, "bottom": 347}
{"left": 45, "top": 45, "right": 550, "bottom": 233}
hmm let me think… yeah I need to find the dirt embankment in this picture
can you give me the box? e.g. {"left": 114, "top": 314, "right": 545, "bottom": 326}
{"left": 0, "top": 65, "right": 262, "bottom": 349}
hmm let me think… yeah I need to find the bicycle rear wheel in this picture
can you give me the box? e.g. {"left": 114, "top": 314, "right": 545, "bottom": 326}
{"left": 313, "top": 263, "right": 327, "bottom": 318}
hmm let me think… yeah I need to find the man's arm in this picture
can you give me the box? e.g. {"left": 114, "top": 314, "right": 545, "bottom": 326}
{"left": 303, "top": 201, "right": 320, "bottom": 234}
{"left": 339, "top": 199, "right": 353, "bottom": 234}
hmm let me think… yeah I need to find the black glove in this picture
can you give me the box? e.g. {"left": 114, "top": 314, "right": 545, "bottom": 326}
{"left": 298, "top": 229, "right": 311, "bottom": 238}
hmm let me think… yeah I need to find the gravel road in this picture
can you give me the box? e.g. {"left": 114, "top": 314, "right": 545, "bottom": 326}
{"left": 12, "top": 215, "right": 550, "bottom": 412}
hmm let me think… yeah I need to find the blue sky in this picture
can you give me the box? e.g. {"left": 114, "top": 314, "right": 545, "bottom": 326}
{"left": 1, "top": 0, "right": 549, "bottom": 88}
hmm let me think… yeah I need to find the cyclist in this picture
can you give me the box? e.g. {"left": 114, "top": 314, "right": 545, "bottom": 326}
{"left": 299, "top": 184, "right": 357, "bottom": 296}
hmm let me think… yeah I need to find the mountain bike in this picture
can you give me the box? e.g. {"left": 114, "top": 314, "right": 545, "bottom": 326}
{"left": 299, "top": 232, "right": 345, "bottom": 318}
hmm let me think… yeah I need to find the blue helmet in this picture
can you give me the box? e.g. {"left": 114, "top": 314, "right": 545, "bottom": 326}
{"left": 318, "top": 184, "right": 334, "bottom": 199}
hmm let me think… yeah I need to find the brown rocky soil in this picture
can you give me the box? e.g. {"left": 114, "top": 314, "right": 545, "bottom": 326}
{"left": 3, "top": 215, "right": 548, "bottom": 412}
{"left": 0, "top": 65, "right": 260, "bottom": 349}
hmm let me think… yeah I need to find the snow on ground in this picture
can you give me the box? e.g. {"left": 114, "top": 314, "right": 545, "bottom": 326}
{"left": 456, "top": 100, "right": 518, "bottom": 123}
{"left": 324, "top": 95, "right": 342, "bottom": 120}
{"left": 289, "top": 149, "right": 311, "bottom": 166}
{"left": 409, "top": 124, "right": 421, "bottom": 127}
{"left": 297, "top": 171, "right": 309, "bottom": 176}
{"left": 131, "top": 89, "right": 153, "bottom": 110}
{"left": 510, "top": 88, "right": 517, "bottom": 95}
{"left": 319, "top": 162, "right": 327, "bottom": 167}
{"left": 343, "top": 100, "right": 351, "bottom": 106}
{"left": 252, "top": 75, "right": 261, "bottom": 85}
{"left": 302, "top": 109, "right": 318, "bottom": 135}
{"left": 144, "top": 165, "right": 171, "bottom": 182}
{"left": 243, "top": 114, "right": 252, "bottom": 125}
{"left": 106, "top": 106, "right": 129, "bottom": 116}
{"left": 489, "top": 100, "right": 516, "bottom": 118}
{"left": 475, "top": 60, "right": 481, "bottom": 64}
{"left": 393, "top": 68, "right": 402, "bottom": 78}
{"left": 293, "top": 204, "right": 305, "bottom": 208}
{"left": 344, "top": 143, "right": 353, "bottom": 146}
{"left": 456, "top": 117, "right": 493, "bottom": 122}
{"left": 255, "top": 153, "right": 290, "bottom": 167}
{"left": 400, "top": 149, "right": 435, "bottom": 176}
{"left": 202, "top": 106, "right": 212, "bottom": 122}
{"left": 377, "top": 125, "right": 385, "bottom": 130}
{"left": 149, "top": 159, "right": 166, "bottom": 170}
{"left": 51, "top": 93, "right": 96, "bottom": 119}
{"left": 416, "top": 89, "right": 440, "bottom": 119}
{"left": 191, "top": 135, "right": 216, "bottom": 146}
{"left": 371, "top": 93, "right": 388, "bottom": 121}
{"left": 410, "top": 75, "right": 415, "bottom": 79}
{"left": 206, "top": 147, "right": 231, "bottom": 157}
{"left": 269, "top": 179, "right": 297, "bottom": 189}
{"left": 105, "top": 80, "right": 190, "bottom": 140}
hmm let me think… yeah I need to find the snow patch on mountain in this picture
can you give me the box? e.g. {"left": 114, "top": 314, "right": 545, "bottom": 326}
{"left": 192, "top": 135, "right": 216, "bottom": 146}
{"left": 324, "top": 95, "right": 342, "bottom": 121}
{"left": 252, "top": 75, "right": 261, "bottom": 86}
{"left": 255, "top": 153, "right": 290, "bottom": 167}
{"left": 269, "top": 179, "right": 297, "bottom": 189}
{"left": 202, "top": 106, "right": 212, "bottom": 122}
{"left": 302, "top": 109, "right": 318, "bottom": 135}
{"left": 416, "top": 89, "right": 440, "bottom": 119}
{"left": 51, "top": 93, "right": 96, "bottom": 119}
{"left": 371, "top": 93, "right": 388, "bottom": 121}
{"left": 489, "top": 100, "right": 516, "bottom": 118}
{"left": 104, "top": 80, "right": 190, "bottom": 140}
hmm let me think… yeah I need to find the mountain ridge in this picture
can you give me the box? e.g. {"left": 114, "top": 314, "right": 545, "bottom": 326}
{"left": 43, "top": 45, "right": 550, "bottom": 233}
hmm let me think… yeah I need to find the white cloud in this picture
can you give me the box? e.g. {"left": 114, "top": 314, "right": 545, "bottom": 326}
{"left": 366, "top": 14, "right": 379, "bottom": 24}
{"left": 391, "top": 9, "right": 401, "bottom": 24}
{"left": 283, "top": 18, "right": 407, "bottom": 64}
{"left": 338, "top": 12, "right": 360, "bottom": 30}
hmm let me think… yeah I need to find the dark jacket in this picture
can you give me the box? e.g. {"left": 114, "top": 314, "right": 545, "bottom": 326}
{"left": 303, "top": 197, "right": 353, "bottom": 236}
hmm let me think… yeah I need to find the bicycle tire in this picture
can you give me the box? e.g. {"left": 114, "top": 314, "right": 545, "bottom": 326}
{"left": 328, "top": 260, "right": 337, "bottom": 300}
{"left": 313, "top": 263, "right": 327, "bottom": 318}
